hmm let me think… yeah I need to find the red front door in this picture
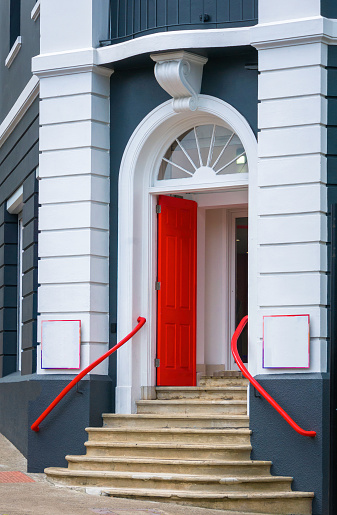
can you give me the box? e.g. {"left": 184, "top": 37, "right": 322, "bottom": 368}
{"left": 156, "top": 195, "right": 197, "bottom": 386}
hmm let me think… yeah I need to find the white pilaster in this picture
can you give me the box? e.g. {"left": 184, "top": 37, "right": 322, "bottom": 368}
{"left": 258, "top": 0, "right": 321, "bottom": 23}
{"left": 36, "top": 65, "right": 113, "bottom": 375}
{"left": 40, "top": 0, "right": 110, "bottom": 54}
{"left": 251, "top": 41, "right": 328, "bottom": 377}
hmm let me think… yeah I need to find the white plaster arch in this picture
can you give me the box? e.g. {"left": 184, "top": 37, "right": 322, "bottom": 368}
{"left": 116, "top": 94, "right": 258, "bottom": 414}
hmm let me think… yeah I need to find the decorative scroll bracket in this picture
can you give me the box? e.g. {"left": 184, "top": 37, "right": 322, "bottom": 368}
{"left": 151, "top": 51, "right": 208, "bottom": 113}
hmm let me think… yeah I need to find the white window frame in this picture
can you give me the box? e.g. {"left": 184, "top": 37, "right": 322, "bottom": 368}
{"left": 7, "top": 186, "right": 24, "bottom": 371}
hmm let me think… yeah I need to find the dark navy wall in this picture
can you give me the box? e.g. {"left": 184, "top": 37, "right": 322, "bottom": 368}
{"left": 249, "top": 374, "right": 329, "bottom": 515}
{"left": 0, "top": 0, "right": 39, "bottom": 124}
{"left": 107, "top": 0, "right": 258, "bottom": 45}
{"left": 321, "top": 0, "right": 337, "bottom": 18}
{"left": 0, "top": 100, "right": 39, "bottom": 377}
{"left": 109, "top": 47, "right": 258, "bottom": 372}
{"left": 0, "top": 373, "right": 113, "bottom": 471}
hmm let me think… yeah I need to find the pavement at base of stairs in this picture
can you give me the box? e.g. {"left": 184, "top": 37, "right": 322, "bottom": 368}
{"left": 0, "top": 433, "right": 257, "bottom": 515}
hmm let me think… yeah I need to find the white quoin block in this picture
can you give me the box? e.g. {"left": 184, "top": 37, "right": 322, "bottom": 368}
{"left": 39, "top": 148, "right": 109, "bottom": 178}
{"left": 39, "top": 175, "right": 110, "bottom": 205}
{"left": 258, "top": 183, "right": 326, "bottom": 215}
{"left": 38, "top": 256, "right": 109, "bottom": 284}
{"left": 259, "top": 67, "right": 327, "bottom": 100}
{"left": 258, "top": 125, "right": 326, "bottom": 158}
{"left": 258, "top": 43, "right": 328, "bottom": 72}
{"left": 40, "top": 120, "right": 110, "bottom": 152}
{"left": 40, "top": 95, "right": 110, "bottom": 125}
{"left": 39, "top": 71, "right": 111, "bottom": 99}
{"left": 39, "top": 202, "right": 109, "bottom": 231}
{"left": 39, "top": 283, "right": 109, "bottom": 313}
{"left": 258, "top": 96, "right": 327, "bottom": 129}
{"left": 259, "top": 213, "right": 327, "bottom": 245}
{"left": 259, "top": 243, "right": 327, "bottom": 274}
{"left": 258, "top": 273, "right": 327, "bottom": 307}
{"left": 39, "top": 229, "right": 109, "bottom": 258}
{"left": 258, "top": 155, "right": 326, "bottom": 187}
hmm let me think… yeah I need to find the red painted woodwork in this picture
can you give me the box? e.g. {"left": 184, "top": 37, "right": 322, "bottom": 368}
{"left": 157, "top": 195, "right": 197, "bottom": 386}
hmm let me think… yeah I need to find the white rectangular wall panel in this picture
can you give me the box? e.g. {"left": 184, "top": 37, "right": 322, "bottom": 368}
{"left": 263, "top": 315, "right": 310, "bottom": 369}
{"left": 41, "top": 320, "right": 81, "bottom": 369}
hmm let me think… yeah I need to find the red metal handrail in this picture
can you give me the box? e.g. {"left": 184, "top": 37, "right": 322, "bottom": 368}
{"left": 231, "top": 316, "right": 316, "bottom": 438}
{"left": 31, "top": 316, "right": 146, "bottom": 432}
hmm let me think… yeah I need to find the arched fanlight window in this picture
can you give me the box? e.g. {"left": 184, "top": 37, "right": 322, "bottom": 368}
{"left": 157, "top": 124, "right": 247, "bottom": 182}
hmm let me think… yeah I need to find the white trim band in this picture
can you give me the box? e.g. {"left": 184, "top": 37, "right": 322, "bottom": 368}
{"left": 5, "top": 37, "right": 22, "bottom": 68}
{"left": 7, "top": 185, "right": 23, "bottom": 214}
{"left": 0, "top": 76, "right": 39, "bottom": 149}
{"left": 31, "top": 0, "right": 40, "bottom": 22}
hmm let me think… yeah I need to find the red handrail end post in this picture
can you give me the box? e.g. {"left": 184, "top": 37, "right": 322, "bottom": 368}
{"left": 231, "top": 316, "right": 316, "bottom": 438}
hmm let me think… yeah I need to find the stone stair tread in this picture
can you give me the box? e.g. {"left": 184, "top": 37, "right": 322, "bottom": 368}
{"left": 103, "top": 413, "right": 249, "bottom": 419}
{"left": 85, "top": 427, "right": 252, "bottom": 434}
{"left": 137, "top": 399, "right": 247, "bottom": 404}
{"left": 100, "top": 486, "right": 314, "bottom": 499}
{"left": 66, "top": 455, "right": 272, "bottom": 466}
{"left": 44, "top": 467, "right": 293, "bottom": 484}
{"left": 155, "top": 386, "right": 248, "bottom": 390}
{"left": 84, "top": 441, "right": 252, "bottom": 450}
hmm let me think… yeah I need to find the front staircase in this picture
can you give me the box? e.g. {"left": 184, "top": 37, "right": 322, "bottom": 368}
{"left": 45, "top": 374, "right": 314, "bottom": 514}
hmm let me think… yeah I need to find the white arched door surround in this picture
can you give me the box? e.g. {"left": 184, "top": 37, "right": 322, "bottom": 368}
{"left": 116, "top": 95, "right": 258, "bottom": 414}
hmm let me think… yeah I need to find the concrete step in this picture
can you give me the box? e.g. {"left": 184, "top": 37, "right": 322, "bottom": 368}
{"left": 156, "top": 386, "right": 247, "bottom": 400}
{"left": 85, "top": 427, "right": 252, "bottom": 445}
{"left": 136, "top": 399, "right": 247, "bottom": 415}
{"left": 66, "top": 455, "right": 272, "bottom": 477}
{"left": 102, "top": 413, "right": 250, "bottom": 429}
{"left": 198, "top": 376, "right": 248, "bottom": 388}
{"left": 44, "top": 468, "right": 294, "bottom": 494}
{"left": 101, "top": 487, "right": 314, "bottom": 514}
{"left": 84, "top": 441, "right": 252, "bottom": 460}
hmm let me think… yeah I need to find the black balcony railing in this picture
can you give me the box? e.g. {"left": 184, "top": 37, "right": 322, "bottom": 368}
{"left": 101, "top": 0, "right": 258, "bottom": 46}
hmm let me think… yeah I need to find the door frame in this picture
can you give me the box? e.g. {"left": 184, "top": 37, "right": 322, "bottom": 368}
{"left": 228, "top": 208, "right": 249, "bottom": 370}
{"left": 115, "top": 96, "right": 258, "bottom": 414}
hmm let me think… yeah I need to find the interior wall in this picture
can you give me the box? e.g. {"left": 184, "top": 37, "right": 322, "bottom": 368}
{"left": 204, "top": 208, "right": 229, "bottom": 369}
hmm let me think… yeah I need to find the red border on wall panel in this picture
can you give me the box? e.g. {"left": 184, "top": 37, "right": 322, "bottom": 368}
{"left": 41, "top": 320, "right": 81, "bottom": 370}
{"left": 262, "top": 314, "right": 310, "bottom": 369}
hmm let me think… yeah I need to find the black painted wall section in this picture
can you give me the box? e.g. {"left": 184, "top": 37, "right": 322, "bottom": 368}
{"left": 327, "top": 46, "right": 337, "bottom": 515}
{"left": 0, "top": 99, "right": 39, "bottom": 377}
{"left": 249, "top": 374, "right": 329, "bottom": 515}
{"left": 0, "top": 373, "right": 113, "bottom": 471}
{"left": 109, "top": 48, "right": 258, "bottom": 371}
{"left": 108, "top": 0, "right": 258, "bottom": 44}
{"left": 321, "top": 0, "right": 337, "bottom": 19}
{"left": 0, "top": 0, "right": 39, "bottom": 124}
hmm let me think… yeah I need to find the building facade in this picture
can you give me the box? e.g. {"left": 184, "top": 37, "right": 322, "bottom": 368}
{"left": 0, "top": 1, "right": 336, "bottom": 513}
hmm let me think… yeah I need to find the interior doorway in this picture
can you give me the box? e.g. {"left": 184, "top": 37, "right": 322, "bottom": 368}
{"left": 155, "top": 192, "right": 248, "bottom": 386}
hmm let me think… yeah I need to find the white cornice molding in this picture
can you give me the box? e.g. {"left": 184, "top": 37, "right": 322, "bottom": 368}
{"left": 151, "top": 51, "right": 208, "bottom": 112}
{"left": 251, "top": 16, "right": 337, "bottom": 49}
{"left": 31, "top": 17, "right": 337, "bottom": 78}
{"left": 5, "top": 37, "right": 22, "bottom": 68}
{"left": 98, "top": 27, "right": 251, "bottom": 66}
{"left": 33, "top": 63, "right": 113, "bottom": 79}
{"left": 31, "top": 0, "right": 40, "bottom": 21}
{"left": 0, "top": 76, "right": 39, "bottom": 149}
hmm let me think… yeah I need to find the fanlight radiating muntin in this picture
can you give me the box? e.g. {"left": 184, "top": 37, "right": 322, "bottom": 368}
{"left": 158, "top": 124, "right": 248, "bottom": 182}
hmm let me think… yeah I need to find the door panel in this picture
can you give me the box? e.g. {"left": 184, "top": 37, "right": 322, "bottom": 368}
{"left": 157, "top": 195, "right": 197, "bottom": 386}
